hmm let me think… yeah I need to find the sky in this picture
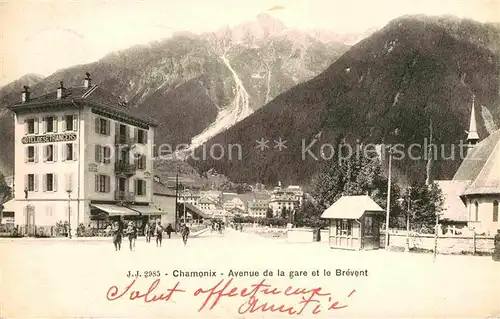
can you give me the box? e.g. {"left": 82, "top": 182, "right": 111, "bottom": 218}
{"left": 0, "top": 0, "right": 499, "bottom": 86}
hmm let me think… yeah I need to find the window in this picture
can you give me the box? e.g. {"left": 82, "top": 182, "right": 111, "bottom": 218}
{"left": 95, "top": 117, "right": 110, "bottom": 135}
{"left": 95, "top": 145, "right": 111, "bottom": 164}
{"left": 474, "top": 201, "right": 479, "bottom": 221}
{"left": 65, "top": 143, "right": 73, "bottom": 161}
{"left": 65, "top": 115, "right": 74, "bottom": 131}
{"left": 364, "top": 216, "right": 373, "bottom": 236}
{"left": 95, "top": 174, "right": 110, "bottom": 193}
{"left": 336, "top": 219, "right": 352, "bottom": 236}
{"left": 137, "top": 129, "right": 147, "bottom": 144}
{"left": 26, "top": 146, "right": 36, "bottom": 163}
{"left": 100, "top": 119, "right": 108, "bottom": 135}
{"left": 135, "top": 179, "right": 146, "bottom": 196}
{"left": 45, "top": 116, "right": 55, "bottom": 133}
{"left": 26, "top": 174, "right": 35, "bottom": 191}
{"left": 494, "top": 201, "right": 499, "bottom": 222}
{"left": 44, "top": 144, "right": 57, "bottom": 162}
{"left": 27, "top": 119, "right": 35, "bottom": 134}
{"left": 136, "top": 154, "right": 146, "bottom": 170}
{"left": 44, "top": 173, "right": 57, "bottom": 192}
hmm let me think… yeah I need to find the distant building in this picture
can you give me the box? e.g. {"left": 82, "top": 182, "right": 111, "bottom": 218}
{"left": 178, "top": 190, "right": 201, "bottom": 206}
{"left": 198, "top": 196, "right": 218, "bottom": 211}
{"left": 152, "top": 180, "right": 177, "bottom": 226}
{"left": 7, "top": 75, "right": 158, "bottom": 236}
{"left": 269, "top": 184, "right": 304, "bottom": 216}
{"left": 248, "top": 199, "right": 269, "bottom": 218}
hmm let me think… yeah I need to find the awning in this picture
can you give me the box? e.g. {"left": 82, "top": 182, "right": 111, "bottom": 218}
{"left": 90, "top": 204, "right": 139, "bottom": 216}
{"left": 129, "top": 205, "right": 164, "bottom": 215}
{"left": 1, "top": 199, "right": 16, "bottom": 212}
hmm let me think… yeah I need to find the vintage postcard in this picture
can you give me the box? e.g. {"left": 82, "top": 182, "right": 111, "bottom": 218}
{"left": 0, "top": 0, "right": 499, "bottom": 318}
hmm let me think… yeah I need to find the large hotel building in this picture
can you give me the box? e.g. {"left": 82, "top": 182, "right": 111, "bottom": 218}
{"left": 8, "top": 74, "right": 159, "bottom": 236}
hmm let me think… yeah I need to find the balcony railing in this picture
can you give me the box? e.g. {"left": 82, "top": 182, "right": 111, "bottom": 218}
{"left": 114, "top": 191, "right": 135, "bottom": 202}
{"left": 115, "top": 134, "right": 137, "bottom": 146}
{"left": 115, "top": 161, "right": 136, "bottom": 176}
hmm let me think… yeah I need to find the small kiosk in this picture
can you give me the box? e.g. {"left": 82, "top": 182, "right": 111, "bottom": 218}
{"left": 321, "top": 195, "right": 384, "bottom": 250}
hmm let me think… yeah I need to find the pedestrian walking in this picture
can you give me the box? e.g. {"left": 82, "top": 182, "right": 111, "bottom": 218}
{"left": 166, "top": 223, "right": 173, "bottom": 239}
{"left": 111, "top": 221, "right": 122, "bottom": 251}
{"left": 125, "top": 221, "right": 137, "bottom": 251}
{"left": 155, "top": 221, "right": 164, "bottom": 247}
{"left": 144, "top": 223, "right": 151, "bottom": 243}
{"left": 181, "top": 224, "right": 190, "bottom": 246}
{"left": 493, "top": 229, "right": 500, "bottom": 262}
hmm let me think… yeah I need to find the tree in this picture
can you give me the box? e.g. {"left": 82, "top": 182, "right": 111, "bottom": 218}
{"left": 266, "top": 207, "right": 274, "bottom": 218}
{"left": 312, "top": 144, "right": 403, "bottom": 226}
{"left": 400, "top": 181, "right": 444, "bottom": 232}
{"left": 0, "top": 173, "right": 12, "bottom": 210}
{"left": 294, "top": 200, "right": 326, "bottom": 228}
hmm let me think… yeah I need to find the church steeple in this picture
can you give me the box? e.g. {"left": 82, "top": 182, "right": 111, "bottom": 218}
{"left": 467, "top": 95, "right": 479, "bottom": 148}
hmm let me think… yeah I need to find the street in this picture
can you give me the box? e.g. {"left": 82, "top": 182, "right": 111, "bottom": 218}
{"left": 1, "top": 229, "right": 499, "bottom": 318}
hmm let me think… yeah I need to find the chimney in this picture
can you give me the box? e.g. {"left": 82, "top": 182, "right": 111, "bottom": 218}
{"left": 21, "top": 86, "right": 30, "bottom": 103}
{"left": 84, "top": 72, "right": 92, "bottom": 89}
{"left": 57, "top": 81, "right": 64, "bottom": 99}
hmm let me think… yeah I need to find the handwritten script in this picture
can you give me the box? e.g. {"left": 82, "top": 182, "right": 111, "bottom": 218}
{"left": 107, "top": 278, "right": 356, "bottom": 315}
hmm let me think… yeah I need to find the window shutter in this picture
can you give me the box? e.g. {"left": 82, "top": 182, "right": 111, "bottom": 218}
{"left": 95, "top": 174, "right": 99, "bottom": 192}
{"left": 62, "top": 116, "right": 67, "bottom": 132}
{"left": 42, "top": 117, "right": 46, "bottom": 133}
{"left": 62, "top": 144, "right": 66, "bottom": 162}
{"left": 73, "top": 114, "right": 78, "bottom": 131}
{"left": 24, "top": 147, "right": 28, "bottom": 163}
{"left": 142, "top": 180, "right": 147, "bottom": 195}
{"left": 53, "top": 144, "right": 58, "bottom": 162}
{"left": 34, "top": 174, "right": 39, "bottom": 192}
{"left": 134, "top": 128, "right": 138, "bottom": 143}
{"left": 66, "top": 173, "right": 73, "bottom": 191}
{"left": 24, "top": 174, "right": 28, "bottom": 189}
{"left": 42, "top": 174, "right": 47, "bottom": 192}
{"left": 24, "top": 119, "right": 28, "bottom": 135}
{"left": 34, "top": 146, "right": 39, "bottom": 163}
{"left": 105, "top": 176, "right": 110, "bottom": 193}
{"left": 34, "top": 118, "right": 39, "bottom": 134}
{"left": 134, "top": 178, "right": 138, "bottom": 195}
{"left": 95, "top": 117, "right": 100, "bottom": 134}
{"left": 106, "top": 120, "right": 111, "bottom": 135}
{"left": 53, "top": 117, "right": 58, "bottom": 133}
{"left": 95, "top": 145, "right": 100, "bottom": 163}
{"left": 53, "top": 174, "right": 58, "bottom": 192}
{"left": 43, "top": 145, "right": 47, "bottom": 162}
{"left": 144, "top": 130, "right": 148, "bottom": 144}
{"left": 73, "top": 143, "right": 78, "bottom": 161}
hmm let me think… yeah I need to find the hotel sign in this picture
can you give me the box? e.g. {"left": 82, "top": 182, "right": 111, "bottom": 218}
{"left": 21, "top": 133, "right": 77, "bottom": 144}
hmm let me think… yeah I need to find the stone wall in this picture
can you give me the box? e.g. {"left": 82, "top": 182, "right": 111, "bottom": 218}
{"left": 286, "top": 228, "right": 329, "bottom": 243}
{"left": 382, "top": 232, "right": 495, "bottom": 254}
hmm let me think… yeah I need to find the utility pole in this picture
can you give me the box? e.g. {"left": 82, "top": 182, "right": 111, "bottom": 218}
{"left": 385, "top": 147, "right": 393, "bottom": 248}
{"left": 405, "top": 187, "right": 411, "bottom": 252}
{"left": 174, "top": 171, "right": 178, "bottom": 231}
{"left": 67, "top": 189, "right": 72, "bottom": 239}
{"left": 434, "top": 213, "right": 439, "bottom": 261}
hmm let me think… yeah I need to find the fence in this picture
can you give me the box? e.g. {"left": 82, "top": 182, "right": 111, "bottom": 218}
{"left": 382, "top": 231, "right": 495, "bottom": 254}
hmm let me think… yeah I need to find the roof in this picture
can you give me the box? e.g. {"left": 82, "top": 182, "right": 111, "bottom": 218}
{"left": 321, "top": 195, "right": 384, "bottom": 219}
{"left": 199, "top": 196, "right": 217, "bottom": 204}
{"left": 435, "top": 180, "right": 469, "bottom": 222}
{"left": 453, "top": 129, "right": 500, "bottom": 196}
{"left": 9, "top": 85, "right": 157, "bottom": 127}
{"left": 153, "top": 181, "right": 176, "bottom": 196}
{"left": 182, "top": 202, "right": 211, "bottom": 219}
